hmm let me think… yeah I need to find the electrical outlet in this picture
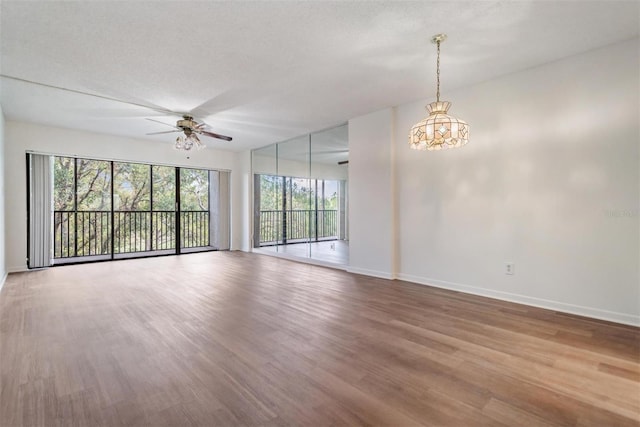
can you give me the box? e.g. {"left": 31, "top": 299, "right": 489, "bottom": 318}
{"left": 505, "top": 263, "right": 515, "bottom": 275}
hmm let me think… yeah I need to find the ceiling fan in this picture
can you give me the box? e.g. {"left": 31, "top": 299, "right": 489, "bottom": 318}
{"left": 0, "top": 75, "right": 234, "bottom": 152}
{"left": 146, "top": 115, "right": 232, "bottom": 151}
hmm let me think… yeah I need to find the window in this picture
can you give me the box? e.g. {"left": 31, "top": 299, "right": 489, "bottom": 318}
{"left": 180, "top": 168, "right": 209, "bottom": 249}
{"left": 47, "top": 156, "right": 230, "bottom": 264}
{"left": 113, "top": 162, "right": 150, "bottom": 254}
{"left": 53, "top": 157, "right": 112, "bottom": 258}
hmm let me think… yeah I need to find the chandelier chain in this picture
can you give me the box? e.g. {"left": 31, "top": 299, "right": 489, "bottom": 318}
{"left": 436, "top": 40, "right": 441, "bottom": 102}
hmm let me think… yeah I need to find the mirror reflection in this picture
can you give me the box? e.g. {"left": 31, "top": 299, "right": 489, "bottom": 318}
{"left": 252, "top": 124, "right": 348, "bottom": 266}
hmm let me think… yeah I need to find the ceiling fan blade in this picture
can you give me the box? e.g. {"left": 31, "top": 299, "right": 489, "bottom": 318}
{"left": 146, "top": 130, "right": 181, "bottom": 135}
{"left": 0, "top": 74, "right": 177, "bottom": 116}
{"left": 198, "top": 130, "right": 233, "bottom": 141}
{"left": 194, "top": 120, "right": 217, "bottom": 131}
{"left": 145, "top": 118, "right": 179, "bottom": 129}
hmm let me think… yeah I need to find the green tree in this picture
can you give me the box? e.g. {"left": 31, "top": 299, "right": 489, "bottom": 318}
{"left": 152, "top": 166, "right": 175, "bottom": 211}
{"left": 77, "top": 159, "right": 111, "bottom": 211}
{"left": 54, "top": 157, "right": 75, "bottom": 211}
{"left": 114, "top": 162, "right": 150, "bottom": 211}
{"left": 180, "top": 168, "right": 208, "bottom": 211}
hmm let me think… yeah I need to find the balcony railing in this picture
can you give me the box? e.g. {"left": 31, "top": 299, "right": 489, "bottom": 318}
{"left": 259, "top": 209, "right": 337, "bottom": 245}
{"left": 53, "top": 210, "right": 209, "bottom": 259}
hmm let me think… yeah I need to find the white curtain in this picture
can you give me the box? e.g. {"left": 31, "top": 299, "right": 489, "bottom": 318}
{"left": 28, "top": 154, "right": 53, "bottom": 268}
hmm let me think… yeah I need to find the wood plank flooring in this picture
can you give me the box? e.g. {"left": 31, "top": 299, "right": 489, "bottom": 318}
{"left": 1, "top": 252, "right": 638, "bottom": 426}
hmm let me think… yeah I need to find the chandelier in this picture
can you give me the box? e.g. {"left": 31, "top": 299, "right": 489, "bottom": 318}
{"left": 174, "top": 129, "right": 205, "bottom": 151}
{"left": 409, "top": 34, "right": 469, "bottom": 151}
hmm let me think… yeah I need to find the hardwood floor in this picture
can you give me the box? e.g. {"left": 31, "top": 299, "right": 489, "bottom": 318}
{"left": 1, "top": 252, "right": 638, "bottom": 426}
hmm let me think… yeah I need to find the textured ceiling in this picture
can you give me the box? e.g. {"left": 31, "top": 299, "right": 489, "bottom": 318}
{"left": 1, "top": 1, "right": 638, "bottom": 152}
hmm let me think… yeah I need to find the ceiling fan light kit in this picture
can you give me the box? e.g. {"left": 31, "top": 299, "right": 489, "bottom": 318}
{"left": 409, "top": 34, "right": 469, "bottom": 151}
{"left": 146, "top": 115, "right": 233, "bottom": 152}
{"left": 175, "top": 132, "right": 205, "bottom": 151}
{"left": 175, "top": 116, "right": 205, "bottom": 151}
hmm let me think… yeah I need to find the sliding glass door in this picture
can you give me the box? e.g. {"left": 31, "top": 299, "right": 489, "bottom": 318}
{"left": 53, "top": 157, "right": 112, "bottom": 259}
{"left": 113, "top": 161, "right": 151, "bottom": 255}
{"left": 151, "top": 165, "right": 177, "bottom": 252}
{"left": 43, "top": 155, "right": 230, "bottom": 266}
{"left": 180, "top": 168, "right": 209, "bottom": 251}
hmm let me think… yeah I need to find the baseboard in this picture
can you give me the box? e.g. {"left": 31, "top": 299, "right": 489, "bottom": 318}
{"left": 347, "top": 267, "right": 395, "bottom": 280}
{"left": 8, "top": 266, "right": 28, "bottom": 273}
{"left": 0, "top": 272, "right": 7, "bottom": 293}
{"left": 396, "top": 273, "right": 640, "bottom": 327}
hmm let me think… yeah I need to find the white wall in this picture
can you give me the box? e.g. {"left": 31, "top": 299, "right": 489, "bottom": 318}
{"left": 349, "top": 38, "right": 640, "bottom": 325}
{"left": 232, "top": 150, "right": 252, "bottom": 251}
{"left": 0, "top": 106, "right": 6, "bottom": 289}
{"left": 348, "top": 108, "right": 395, "bottom": 278}
{"left": 4, "top": 121, "right": 250, "bottom": 271}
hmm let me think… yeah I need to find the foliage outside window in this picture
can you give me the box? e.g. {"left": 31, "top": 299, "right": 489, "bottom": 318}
{"left": 53, "top": 157, "right": 213, "bottom": 258}
{"left": 257, "top": 174, "right": 340, "bottom": 245}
